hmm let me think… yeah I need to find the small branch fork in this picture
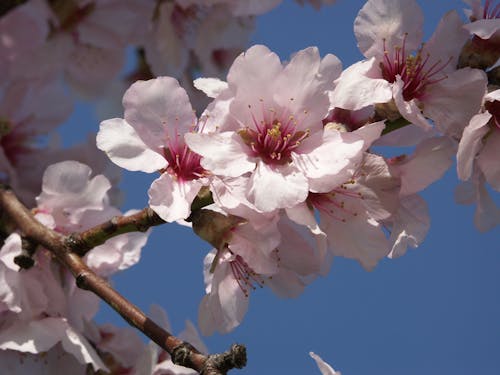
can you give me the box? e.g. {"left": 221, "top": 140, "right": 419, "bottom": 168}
{"left": 0, "top": 186, "right": 246, "bottom": 375}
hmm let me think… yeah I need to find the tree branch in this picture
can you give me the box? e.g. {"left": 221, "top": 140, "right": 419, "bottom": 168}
{"left": 0, "top": 185, "right": 246, "bottom": 375}
{"left": 67, "top": 208, "right": 165, "bottom": 256}
{"left": 67, "top": 186, "right": 215, "bottom": 256}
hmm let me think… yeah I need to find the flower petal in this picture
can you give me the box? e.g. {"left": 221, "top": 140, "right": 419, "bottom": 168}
{"left": 97, "top": 118, "right": 167, "bottom": 173}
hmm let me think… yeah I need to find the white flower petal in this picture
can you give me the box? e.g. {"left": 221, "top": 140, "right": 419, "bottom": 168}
{"left": 97, "top": 118, "right": 166, "bottom": 173}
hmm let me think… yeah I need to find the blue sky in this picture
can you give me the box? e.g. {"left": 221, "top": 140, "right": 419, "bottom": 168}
{"left": 61, "top": 1, "right": 500, "bottom": 374}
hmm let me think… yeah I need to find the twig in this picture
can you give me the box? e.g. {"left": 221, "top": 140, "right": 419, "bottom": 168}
{"left": 67, "top": 208, "right": 165, "bottom": 256}
{"left": 0, "top": 186, "right": 246, "bottom": 374}
{"left": 67, "top": 187, "right": 214, "bottom": 256}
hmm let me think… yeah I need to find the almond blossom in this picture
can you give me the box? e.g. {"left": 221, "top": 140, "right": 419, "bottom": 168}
{"left": 0, "top": 161, "right": 149, "bottom": 371}
{"left": 331, "top": 0, "right": 487, "bottom": 139}
{"left": 198, "top": 213, "right": 325, "bottom": 335}
{"left": 186, "top": 45, "right": 368, "bottom": 212}
{"left": 97, "top": 77, "right": 210, "bottom": 222}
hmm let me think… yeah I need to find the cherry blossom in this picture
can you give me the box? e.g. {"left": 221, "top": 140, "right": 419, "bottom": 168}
{"left": 98, "top": 77, "right": 209, "bottom": 222}
{"left": 0, "top": 160, "right": 149, "bottom": 371}
{"left": 331, "top": 0, "right": 487, "bottom": 139}
{"left": 186, "top": 45, "right": 367, "bottom": 212}
{"left": 196, "top": 205, "right": 326, "bottom": 334}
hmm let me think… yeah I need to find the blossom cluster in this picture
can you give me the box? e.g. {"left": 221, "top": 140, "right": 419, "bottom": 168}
{"left": 0, "top": 0, "right": 499, "bottom": 373}
{"left": 97, "top": 0, "right": 499, "bottom": 337}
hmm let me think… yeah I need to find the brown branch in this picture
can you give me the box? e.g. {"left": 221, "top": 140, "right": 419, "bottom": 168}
{"left": 67, "top": 187, "right": 214, "bottom": 257}
{"left": 0, "top": 186, "right": 246, "bottom": 374}
{"left": 67, "top": 208, "right": 165, "bottom": 256}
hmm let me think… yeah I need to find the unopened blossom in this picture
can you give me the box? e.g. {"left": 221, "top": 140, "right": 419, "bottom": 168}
{"left": 98, "top": 77, "right": 210, "bottom": 222}
{"left": 456, "top": 89, "right": 500, "bottom": 231}
{"left": 0, "top": 161, "right": 149, "bottom": 371}
{"left": 186, "top": 45, "right": 368, "bottom": 212}
{"left": 331, "top": 0, "right": 487, "bottom": 139}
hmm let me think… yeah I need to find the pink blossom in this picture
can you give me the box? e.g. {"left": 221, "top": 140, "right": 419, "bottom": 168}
{"left": 97, "top": 77, "right": 209, "bottom": 222}
{"left": 186, "top": 45, "right": 366, "bottom": 212}
{"left": 331, "top": 0, "right": 487, "bottom": 138}
{"left": 0, "top": 161, "right": 149, "bottom": 370}
{"left": 198, "top": 207, "right": 327, "bottom": 334}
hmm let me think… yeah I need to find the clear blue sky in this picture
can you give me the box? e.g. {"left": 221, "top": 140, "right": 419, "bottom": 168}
{"left": 61, "top": 1, "right": 500, "bottom": 374}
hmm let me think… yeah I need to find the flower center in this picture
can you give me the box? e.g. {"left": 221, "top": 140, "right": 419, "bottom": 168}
{"left": 238, "top": 110, "right": 310, "bottom": 165}
{"left": 380, "top": 35, "right": 450, "bottom": 101}
{"left": 162, "top": 144, "right": 205, "bottom": 182}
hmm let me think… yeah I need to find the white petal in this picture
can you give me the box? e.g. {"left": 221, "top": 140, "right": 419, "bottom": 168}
{"left": 464, "top": 18, "right": 500, "bottom": 39}
{"left": 477, "top": 131, "right": 500, "bottom": 191}
{"left": 123, "top": 77, "right": 196, "bottom": 149}
{"left": 193, "top": 77, "right": 228, "bottom": 98}
{"left": 148, "top": 174, "right": 203, "bottom": 222}
{"left": 354, "top": 0, "right": 423, "bottom": 60}
{"left": 248, "top": 162, "right": 308, "bottom": 212}
{"left": 423, "top": 68, "right": 487, "bottom": 138}
{"left": 457, "top": 112, "right": 491, "bottom": 181}
{"left": 330, "top": 59, "right": 392, "bottom": 111}
{"left": 185, "top": 131, "right": 255, "bottom": 177}
{"left": 398, "top": 137, "right": 455, "bottom": 196}
{"left": 309, "top": 352, "right": 340, "bottom": 375}
{"left": 97, "top": 118, "right": 166, "bottom": 173}
{"left": 392, "top": 76, "right": 433, "bottom": 131}
{"left": 387, "top": 194, "right": 430, "bottom": 258}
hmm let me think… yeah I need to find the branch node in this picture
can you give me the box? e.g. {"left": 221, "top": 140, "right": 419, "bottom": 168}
{"left": 202, "top": 343, "right": 247, "bottom": 375}
{"left": 172, "top": 342, "right": 197, "bottom": 367}
{"left": 65, "top": 234, "right": 85, "bottom": 253}
{"left": 104, "top": 216, "right": 120, "bottom": 233}
{"left": 75, "top": 271, "right": 91, "bottom": 290}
